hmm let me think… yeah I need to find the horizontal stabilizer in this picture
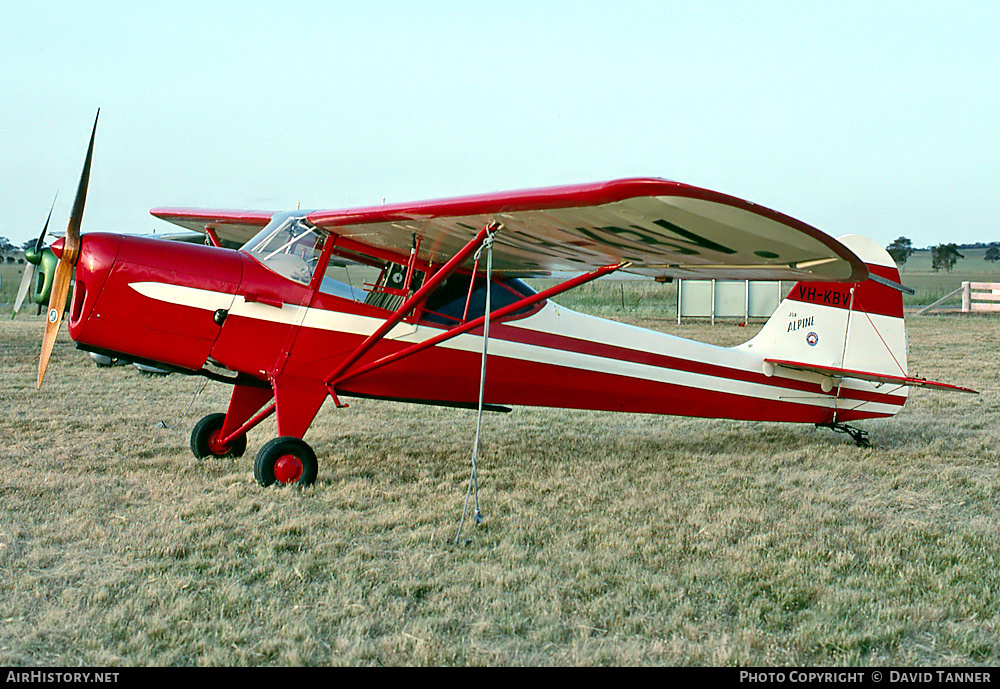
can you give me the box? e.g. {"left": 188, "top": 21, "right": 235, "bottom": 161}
{"left": 765, "top": 359, "right": 978, "bottom": 394}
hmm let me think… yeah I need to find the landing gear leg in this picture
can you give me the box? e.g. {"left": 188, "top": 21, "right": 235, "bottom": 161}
{"left": 817, "top": 421, "right": 871, "bottom": 448}
{"left": 188, "top": 382, "right": 274, "bottom": 460}
{"left": 249, "top": 374, "right": 328, "bottom": 488}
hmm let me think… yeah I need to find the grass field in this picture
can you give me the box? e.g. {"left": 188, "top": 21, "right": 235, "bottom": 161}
{"left": 1, "top": 289, "right": 998, "bottom": 665}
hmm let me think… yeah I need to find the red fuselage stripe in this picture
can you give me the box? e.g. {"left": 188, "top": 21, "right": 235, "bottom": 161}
{"left": 480, "top": 321, "right": 907, "bottom": 406}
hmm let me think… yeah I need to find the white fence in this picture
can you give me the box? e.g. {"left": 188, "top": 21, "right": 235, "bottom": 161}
{"left": 963, "top": 282, "right": 1000, "bottom": 313}
{"left": 677, "top": 280, "right": 790, "bottom": 324}
{"left": 916, "top": 281, "right": 1000, "bottom": 315}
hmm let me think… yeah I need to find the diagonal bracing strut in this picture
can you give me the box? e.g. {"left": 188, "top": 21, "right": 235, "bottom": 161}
{"left": 330, "top": 260, "right": 629, "bottom": 387}
{"left": 322, "top": 222, "right": 497, "bottom": 387}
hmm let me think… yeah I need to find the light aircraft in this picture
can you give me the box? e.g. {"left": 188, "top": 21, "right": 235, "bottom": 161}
{"left": 35, "top": 113, "right": 976, "bottom": 487}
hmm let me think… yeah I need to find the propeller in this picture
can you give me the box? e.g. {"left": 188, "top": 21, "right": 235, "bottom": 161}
{"left": 12, "top": 194, "right": 57, "bottom": 319}
{"left": 37, "top": 109, "right": 99, "bottom": 388}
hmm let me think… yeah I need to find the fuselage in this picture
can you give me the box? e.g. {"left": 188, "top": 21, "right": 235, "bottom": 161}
{"left": 66, "top": 232, "right": 904, "bottom": 426}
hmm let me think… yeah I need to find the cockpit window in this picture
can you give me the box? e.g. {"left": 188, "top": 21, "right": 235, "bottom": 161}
{"left": 241, "top": 212, "right": 326, "bottom": 285}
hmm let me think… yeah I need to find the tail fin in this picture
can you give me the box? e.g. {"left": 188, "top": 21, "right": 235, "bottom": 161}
{"left": 742, "top": 234, "right": 911, "bottom": 419}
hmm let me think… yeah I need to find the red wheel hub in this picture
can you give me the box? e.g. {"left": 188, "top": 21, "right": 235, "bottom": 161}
{"left": 207, "top": 429, "right": 230, "bottom": 455}
{"left": 274, "top": 454, "right": 304, "bottom": 484}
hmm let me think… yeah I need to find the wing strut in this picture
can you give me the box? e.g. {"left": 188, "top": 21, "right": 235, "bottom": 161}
{"left": 330, "top": 260, "right": 628, "bottom": 387}
{"left": 323, "top": 222, "right": 498, "bottom": 387}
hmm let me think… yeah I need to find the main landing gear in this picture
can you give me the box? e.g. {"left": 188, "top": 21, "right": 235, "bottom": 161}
{"left": 190, "top": 413, "right": 318, "bottom": 488}
{"left": 188, "top": 375, "right": 328, "bottom": 488}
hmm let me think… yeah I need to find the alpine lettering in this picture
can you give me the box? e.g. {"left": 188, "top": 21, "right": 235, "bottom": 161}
{"left": 787, "top": 316, "right": 814, "bottom": 332}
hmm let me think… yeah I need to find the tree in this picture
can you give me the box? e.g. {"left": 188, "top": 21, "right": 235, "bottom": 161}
{"left": 0, "top": 236, "right": 12, "bottom": 253}
{"left": 986, "top": 246, "right": 1000, "bottom": 263}
{"left": 886, "top": 236, "right": 914, "bottom": 266}
{"left": 930, "top": 243, "right": 964, "bottom": 272}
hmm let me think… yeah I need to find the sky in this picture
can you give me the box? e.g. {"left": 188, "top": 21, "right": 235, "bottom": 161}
{"left": 2, "top": 1, "right": 998, "bottom": 250}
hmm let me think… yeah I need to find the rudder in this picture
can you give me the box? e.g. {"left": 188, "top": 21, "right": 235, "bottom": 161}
{"left": 743, "top": 234, "right": 909, "bottom": 390}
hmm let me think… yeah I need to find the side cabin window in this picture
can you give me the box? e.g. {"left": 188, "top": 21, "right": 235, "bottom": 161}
{"left": 318, "top": 258, "right": 374, "bottom": 302}
{"left": 420, "top": 274, "right": 539, "bottom": 326}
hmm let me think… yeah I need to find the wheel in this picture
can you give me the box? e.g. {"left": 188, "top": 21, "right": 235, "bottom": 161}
{"left": 254, "top": 437, "right": 318, "bottom": 487}
{"left": 190, "top": 413, "right": 247, "bottom": 459}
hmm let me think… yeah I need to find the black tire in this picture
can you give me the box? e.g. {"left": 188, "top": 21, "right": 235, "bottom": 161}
{"left": 254, "top": 437, "right": 318, "bottom": 487}
{"left": 190, "top": 413, "right": 247, "bottom": 459}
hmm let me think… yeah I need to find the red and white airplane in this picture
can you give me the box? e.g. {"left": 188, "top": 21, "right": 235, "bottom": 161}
{"left": 37, "top": 113, "right": 975, "bottom": 487}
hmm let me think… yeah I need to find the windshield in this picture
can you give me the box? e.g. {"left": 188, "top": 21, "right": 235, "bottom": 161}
{"left": 241, "top": 212, "right": 326, "bottom": 284}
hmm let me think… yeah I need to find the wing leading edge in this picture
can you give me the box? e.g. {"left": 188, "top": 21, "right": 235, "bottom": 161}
{"left": 153, "top": 178, "right": 867, "bottom": 283}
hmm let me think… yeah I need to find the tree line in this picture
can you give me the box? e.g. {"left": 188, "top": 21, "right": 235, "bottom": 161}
{"left": 887, "top": 236, "right": 1000, "bottom": 272}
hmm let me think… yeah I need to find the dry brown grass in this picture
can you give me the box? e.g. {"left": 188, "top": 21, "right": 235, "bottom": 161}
{"left": 0, "top": 309, "right": 998, "bottom": 666}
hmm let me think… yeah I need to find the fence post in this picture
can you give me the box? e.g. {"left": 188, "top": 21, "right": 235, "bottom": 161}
{"left": 962, "top": 282, "right": 971, "bottom": 313}
{"left": 710, "top": 279, "right": 715, "bottom": 326}
{"left": 677, "top": 279, "right": 682, "bottom": 324}
{"left": 744, "top": 280, "right": 749, "bottom": 323}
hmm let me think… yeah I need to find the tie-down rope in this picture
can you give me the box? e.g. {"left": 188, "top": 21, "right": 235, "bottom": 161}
{"left": 455, "top": 229, "right": 496, "bottom": 543}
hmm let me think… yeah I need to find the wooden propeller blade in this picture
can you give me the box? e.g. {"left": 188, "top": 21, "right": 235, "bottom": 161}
{"left": 12, "top": 264, "right": 35, "bottom": 318}
{"left": 37, "top": 257, "right": 73, "bottom": 388}
{"left": 62, "top": 109, "right": 99, "bottom": 264}
{"left": 37, "top": 110, "right": 99, "bottom": 388}
{"left": 35, "top": 193, "right": 57, "bottom": 253}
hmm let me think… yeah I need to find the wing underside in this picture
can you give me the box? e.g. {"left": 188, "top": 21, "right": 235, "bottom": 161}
{"left": 306, "top": 179, "right": 866, "bottom": 281}
{"left": 149, "top": 208, "right": 274, "bottom": 248}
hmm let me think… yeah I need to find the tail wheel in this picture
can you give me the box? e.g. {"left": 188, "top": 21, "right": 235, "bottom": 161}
{"left": 190, "top": 413, "right": 247, "bottom": 459}
{"left": 255, "top": 437, "right": 318, "bottom": 487}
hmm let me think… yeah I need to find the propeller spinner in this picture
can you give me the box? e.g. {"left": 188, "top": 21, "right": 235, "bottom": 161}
{"left": 37, "top": 109, "right": 99, "bottom": 388}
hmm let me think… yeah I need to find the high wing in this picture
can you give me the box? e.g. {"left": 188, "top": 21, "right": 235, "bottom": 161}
{"left": 150, "top": 208, "right": 274, "bottom": 248}
{"left": 765, "top": 359, "right": 979, "bottom": 394}
{"left": 153, "top": 178, "right": 867, "bottom": 282}
{"left": 307, "top": 178, "right": 867, "bottom": 282}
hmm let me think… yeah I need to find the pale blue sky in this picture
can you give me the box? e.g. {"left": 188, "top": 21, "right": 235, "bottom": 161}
{"left": 2, "top": 1, "right": 997, "bottom": 249}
